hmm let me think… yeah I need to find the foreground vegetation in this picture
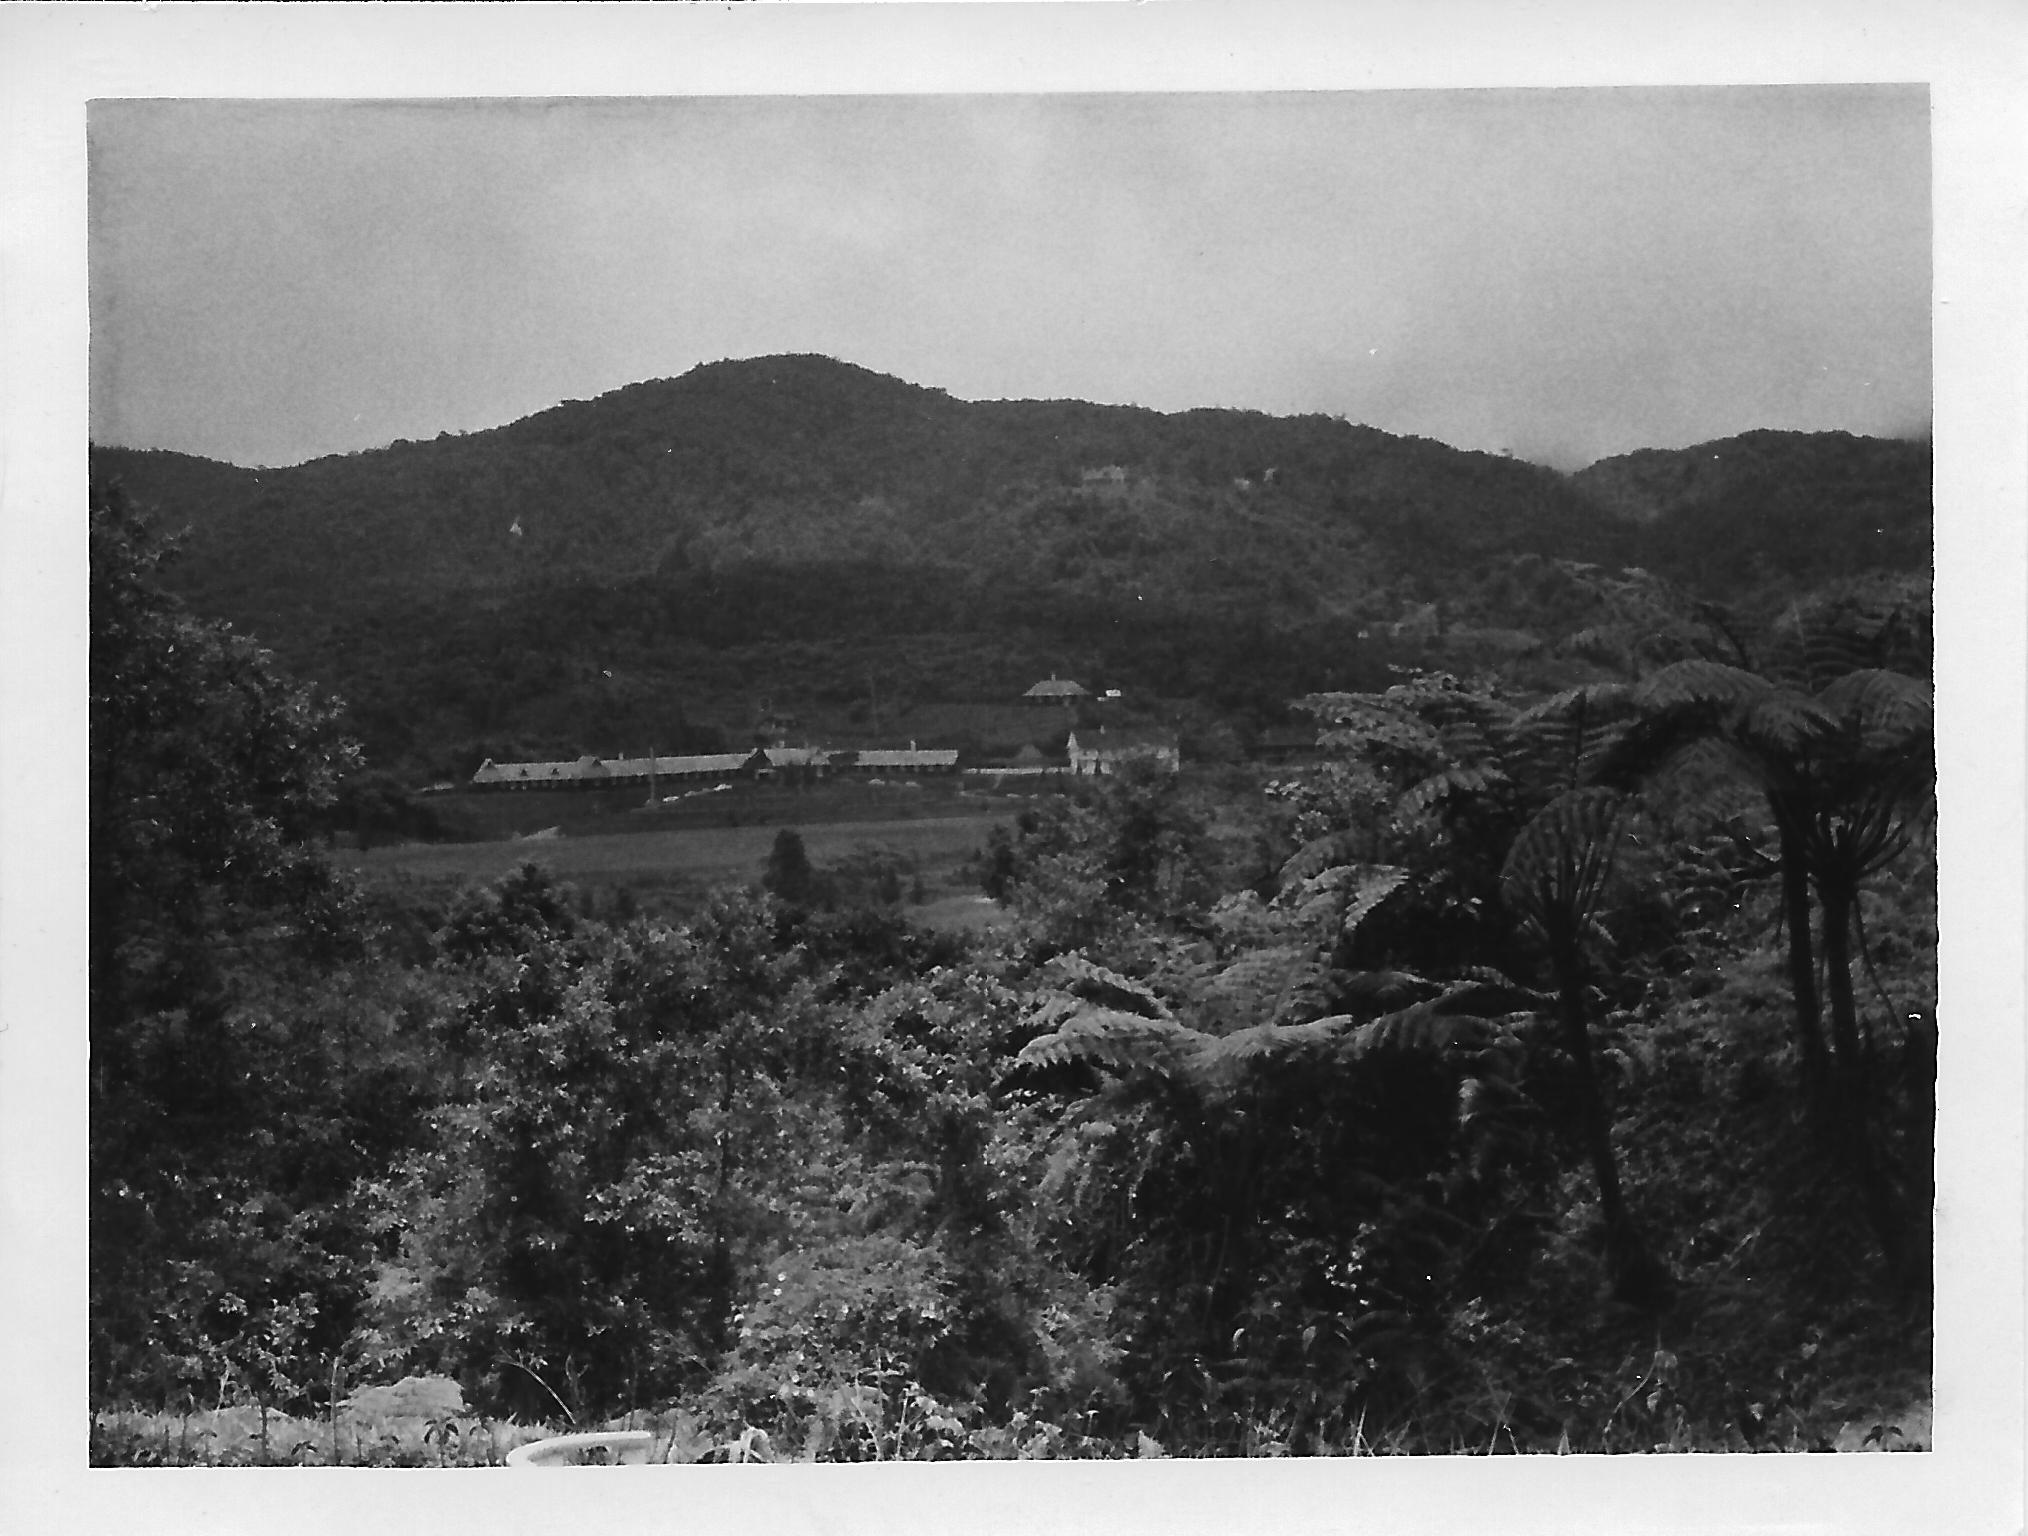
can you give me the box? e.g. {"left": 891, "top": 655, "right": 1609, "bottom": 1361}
{"left": 89, "top": 482, "right": 1933, "bottom": 1461}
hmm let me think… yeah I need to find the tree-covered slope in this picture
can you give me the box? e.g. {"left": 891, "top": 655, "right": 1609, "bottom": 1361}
{"left": 1575, "top": 430, "right": 1931, "bottom": 594}
{"left": 90, "top": 357, "right": 1928, "bottom": 776}
{"left": 93, "top": 354, "right": 1630, "bottom": 614}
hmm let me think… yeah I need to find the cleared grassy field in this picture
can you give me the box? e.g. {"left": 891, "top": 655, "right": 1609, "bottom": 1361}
{"left": 346, "top": 815, "right": 1004, "bottom": 884}
{"left": 341, "top": 814, "right": 1015, "bottom": 930}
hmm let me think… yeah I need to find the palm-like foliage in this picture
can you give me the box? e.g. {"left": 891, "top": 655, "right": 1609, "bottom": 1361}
{"left": 1592, "top": 583, "right": 1934, "bottom": 1301}
{"left": 1497, "top": 788, "right": 1666, "bottom": 1303}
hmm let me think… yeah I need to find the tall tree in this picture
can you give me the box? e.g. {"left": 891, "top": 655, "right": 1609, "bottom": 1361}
{"left": 1595, "top": 578, "right": 1934, "bottom": 1299}
{"left": 90, "top": 478, "right": 363, "bottom": 1400}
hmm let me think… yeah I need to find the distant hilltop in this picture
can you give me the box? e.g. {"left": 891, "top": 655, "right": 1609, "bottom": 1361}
{"left": 91, "top": 354, "right": 1930, "bottom": 779}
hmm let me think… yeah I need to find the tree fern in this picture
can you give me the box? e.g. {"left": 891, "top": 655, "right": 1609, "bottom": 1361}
{"left": 1595, "top": 593, "right": 1935, "bottom": 1304}
{"left": 1042, "top": 953, "right": 1174, "bottom": 1021}
{"left": 1497, "top": 788, "right": 1663, "bottom": 1305}
{"left": 1011, "top": 1007, "right": 1209, "bottom": 1078}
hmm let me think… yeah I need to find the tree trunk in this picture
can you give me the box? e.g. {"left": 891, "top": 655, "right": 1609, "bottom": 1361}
{"left": 1774, "top": 815, "right": 1829, "bottom": 1096}
{"left": 1552, "top": 960, "right": 1661, "bottom": 1304}
{"left": 1819, "top": 880, "right": 1908, "bottom": 1289}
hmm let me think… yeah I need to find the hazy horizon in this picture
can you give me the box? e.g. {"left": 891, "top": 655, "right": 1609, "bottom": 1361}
{"left": 90, "top": 89, "right": 1931, "bottom": 475}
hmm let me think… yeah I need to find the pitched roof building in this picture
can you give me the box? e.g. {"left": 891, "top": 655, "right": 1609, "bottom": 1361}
{"left": 1065, "top": 726, "right": 1181, "bottom": 777}
{"left": 1022, "top": 675, "right": 1090, "bottom": 704}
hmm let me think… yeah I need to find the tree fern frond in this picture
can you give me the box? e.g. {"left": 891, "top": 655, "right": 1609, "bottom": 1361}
{"left": 1010, "top": 1007, "right": 1209, "bottom": 1076}
{"left": 1432, "top": 972, "right": 1556, "bottom": 1016}
{"left": 1511, "top": 683, "right": 1637, "bottom": 731}
{"left": 1509, "top": 684, "right": 1639, "bottom": 793}
{"left": 1278, "top": 858, "right": 1409, "bottom": 940}
{"left": 1735, "top": 691, "right": 1838, "bottom": 758}
{"left": 1197, "top": 1016, "right": 1349, "bottom": 1070}
{"left": 1588, "top": 712, "right": 1731, "bottom": 792}
{"left": 1814, "top": 668, "right": 1932, "bottom": 748}
{"left": 1332, "top": 968, "right": 1440, "bottom": 1011}
{"left": 1044, "top": 953, "right": 1173, "bottom": 1020}
{"left": 1500, "top": 788, "right": 1631, "bottom": 941}
{"left": 1202, "top": 946, "right": 1320, "bottom": 1027}
{"left": 1399, "top": 764, "right": 1509, "bottom": 819}
{"left": 1278, "top": 831, "right": 1368, "bottom": 890}
{"left": 1336, "top": 864, "right": 1411, "bottom": 940}
{"left": 1338, "top": 1003, "right": 1500, "bottom": 1059}
{"left": 1632, "top": 658, "right": 1771, "bottom": 712}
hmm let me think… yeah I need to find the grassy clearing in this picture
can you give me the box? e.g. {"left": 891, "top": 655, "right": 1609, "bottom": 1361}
{"left": 346, "top": 815, "right": 1005, "bottom": 886}
{"left": 341, "top": 814, "right": 1016, "bottom": 930}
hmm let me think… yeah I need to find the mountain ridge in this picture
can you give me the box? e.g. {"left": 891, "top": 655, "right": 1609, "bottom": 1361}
{"left": 91, "top": 354, "right": 1930, "bottom": 776}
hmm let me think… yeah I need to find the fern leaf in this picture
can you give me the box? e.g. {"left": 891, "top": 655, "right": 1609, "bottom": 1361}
{"left": 1011, "top": 1007, "right": 1209, "bottom": 1076}
{"left": 1432, "top": 972, "right": 1555, "bottom": 1016}
{"left": 1735, "top": 690, "right": 1838, "bottom": 757}
{"left": 1332, "top": 968, "right": 1438, "bottom": 1011}
{"left": 1509, "top": 685, "right": 1638, "bottom": 794}
{"left": 1198, "top": 1016, "right": 1349, "bottom": 1069}
{"left": 1337, "top": 865, "right": 1410, "bottom": 940}
{"left": 1500, "top": 788, "right": 1630, "bottom": 939}
{"left": 1044, "top": 953, "right": 1174, "bottom": 1020}
{"left": 1814, "top": 668, "right": 1932, "bottom": 749}
{"left": 1336, "top": 1002, "right": 1499, "bottom": 1059}
{"left": 1633, "top": 659, "right": 1770, "bottom": 713}
{"left": 1202, "top": 946, "right": 1318, "bottom": 1027}
{"left": 1278, "top": 831, "right": 1368, "bottom": 889}
{"left": 1399, "top": 764, "right": 1508, "bottom": 819}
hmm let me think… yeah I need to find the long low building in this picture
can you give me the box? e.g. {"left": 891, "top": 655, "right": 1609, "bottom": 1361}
{"left": 472, "top": 752, "right": 754, "bottom": 790}
{"left": 470, "top": 744, "right": 960, "bottom": 790}
{"left": 843, "top": 747, "right": 959, "bottom": 773}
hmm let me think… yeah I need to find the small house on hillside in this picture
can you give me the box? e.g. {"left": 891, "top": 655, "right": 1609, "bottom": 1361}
{"left": 1023, "top": 676, "right": 1090, "bottom": 706}
{"left": 1066, "top": 726, "right": 1180, "bottom": 778}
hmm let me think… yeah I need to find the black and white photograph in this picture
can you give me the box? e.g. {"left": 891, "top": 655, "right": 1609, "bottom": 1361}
{"left": 2, "top": 4, "right": 2022, "bottom": 1534}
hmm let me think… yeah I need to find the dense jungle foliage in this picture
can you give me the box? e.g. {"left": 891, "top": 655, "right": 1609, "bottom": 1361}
{"left": 88, "top": 355, "right": 1929, "bottom": 779}
{"left": 90, "top": 475, "right": 1935, "bottom": 1461}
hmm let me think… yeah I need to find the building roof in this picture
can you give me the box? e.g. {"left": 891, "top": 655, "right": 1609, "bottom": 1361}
{"left": 759, "top": 746, "right": 831, "bottom": 769}
{"left": 1067, "top": 725, "right": 1179, "bottom": 755}
{"left": 852, "top": 748, "right": 960, "bottom": 770}
{"left": 1023, "top": 676, "right": 1090, "bottom": 699}
{"left": 471, "top": 758, "right": 595, "bottom": 785}
{"left": 602, "top": 753, "right": 754, "bottom": 778}
{"left": 473, "top": 751, "right": 754, "bottom": 786}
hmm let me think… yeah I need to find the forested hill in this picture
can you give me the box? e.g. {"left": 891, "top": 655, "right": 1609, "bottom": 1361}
{"left": 1570, "top": 429, "right": 1932, "bottom": 590}
{"left": 93, "top": 354, "right": 1630, "bottom": 615}
{"left": 89, "top": 355, "right": 1931, "bottom": 776}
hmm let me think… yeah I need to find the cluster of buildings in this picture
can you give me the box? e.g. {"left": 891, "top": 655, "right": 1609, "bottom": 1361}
{"left": 468, "top": 677, "right": 1179, "bottom": 793}
{"left": 471, "top": 745, "right": 960, "bottom": 792}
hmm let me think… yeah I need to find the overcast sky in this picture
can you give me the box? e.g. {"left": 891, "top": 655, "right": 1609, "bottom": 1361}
{"left": 89, "top": 87, "right": 1930, "bottom": 472}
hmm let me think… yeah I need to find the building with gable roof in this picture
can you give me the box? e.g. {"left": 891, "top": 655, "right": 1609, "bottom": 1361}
{"left": 1022, "top": 675, "right": 1090, "bottom": 705}
{"left": 1065, "top": 725, "right": 1180, "bottom": 777}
